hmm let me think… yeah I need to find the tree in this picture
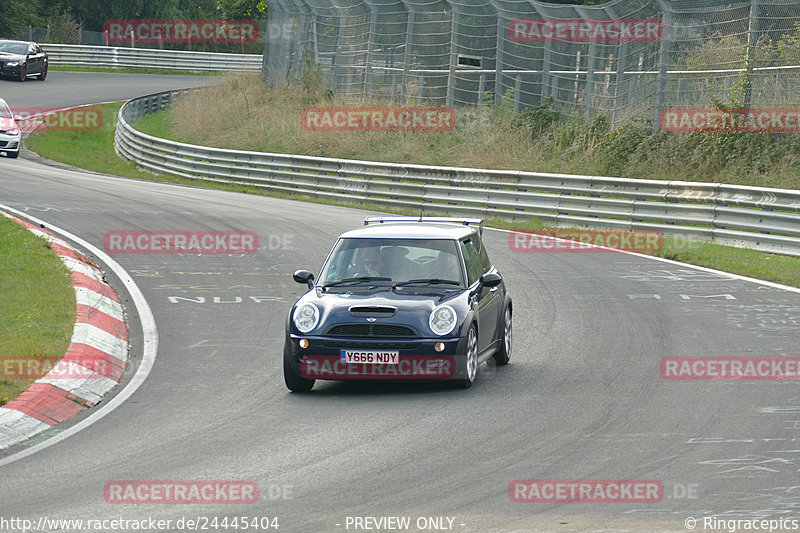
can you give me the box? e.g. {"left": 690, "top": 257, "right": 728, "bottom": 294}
{"left": 217, "top": 0, "right": 267, "bottom": 19}
{"left": 0, "top": 0, "right": 43, "bottom": 36}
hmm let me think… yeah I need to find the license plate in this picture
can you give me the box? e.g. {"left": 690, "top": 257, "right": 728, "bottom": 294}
{"left": 340, "top": 350, "right": 399, "bottom": 364}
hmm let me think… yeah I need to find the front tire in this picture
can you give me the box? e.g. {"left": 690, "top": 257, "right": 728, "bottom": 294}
{"left": 455, "top": 325, "right": 478, "bottom": 389}
{"left": 283, "top": 339, "right": 314, "bottom": 392}
{"left": 493, "top": 306, "right": 512, "bottom": 366}
{"left": 38, "top": 65, "right": 47, "bottom": 81}
{"left": 6, "top": 151, "right": 19, "bottom": 159}
{"left": 18, "top": 64, "right": 26, "bottom": 82}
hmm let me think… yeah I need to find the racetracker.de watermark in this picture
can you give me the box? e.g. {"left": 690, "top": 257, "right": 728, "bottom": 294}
{"left": 104, "top": 230, "right": 259, "bottom": 254}
{"left": 661, "top": 108, "right": 800, "bottom": 133}
{"left": 1, "top": 355, "right": 116, "bottom": 380}
{"left": 6, "top": 107, "right": 102, "bottom": 132}
{"left": 103, "top": 20, "right": 259, "bottom": 43}
{"left": 509, "top": 229, "right": 664, "bottom": 253}
{"left": 509, "top": 479, "right": 663, "bottom": 503}
{"left": 299, "top": 355, "right": 456, "bottom": 380}
{"left": 104, "top": 481, "right": 259, "bottom": 504}
{"left": 300, "top": 107, "right": 456, "bottom": 132}
{"left": 661, "top": 356, "right": 800, "bottom": 380}
{"left": 509, "top": 18, "right": 663, "bottom": 42}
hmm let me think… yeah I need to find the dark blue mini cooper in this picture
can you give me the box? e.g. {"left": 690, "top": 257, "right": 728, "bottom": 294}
{"left": 283, "top": 217, "right": 512, "bottom": 391}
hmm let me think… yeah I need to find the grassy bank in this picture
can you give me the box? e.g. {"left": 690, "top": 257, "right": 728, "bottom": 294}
{"left": 23, "top": 78, "right": 800, "bottom": 288}
{"left": 0, "top": 215, "right": 75, "bottom": 405}
{"left": 140, "top": 74, "right": 800, "bottom": 190}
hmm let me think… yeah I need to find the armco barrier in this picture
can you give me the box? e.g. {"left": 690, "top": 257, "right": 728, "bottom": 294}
{"left": 42, "top": 44, "right": 262, "bottom": 73}
{"left": 114, "top": 91, "right": 800, "bottom": 257}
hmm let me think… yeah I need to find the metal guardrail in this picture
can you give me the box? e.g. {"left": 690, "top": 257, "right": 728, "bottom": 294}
{"left": 114, "top": 90, "right": 800, "bottom": 257}
{"left": 42, "top": 44, "right": 262, "bottom": 72}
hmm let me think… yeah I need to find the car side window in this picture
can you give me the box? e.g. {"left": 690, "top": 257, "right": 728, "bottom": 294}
{"left": 459, "top": 239, "right": 483, "bottom": 286}
{"left": 474, "top": 235, "right": 492, "bottom": 273}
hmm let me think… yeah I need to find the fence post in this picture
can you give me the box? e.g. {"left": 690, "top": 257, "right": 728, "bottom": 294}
{"left": 584, "top": 40, "right": 597, "bottom": 120}
{"left": 330, "top": 19, "right": 346, "bottom": 92}
{"left": 613, "top": 39, "right": 628, "bottom": 126}
{"left": 744, "top": 0, "right": 760, "bottom": 109}
{"left": 573, "top": 50, "right": 581, "bottom": 104}
{"left": 311, "top": 14, "right": 319, "bottom": 62}
{"left": 541, "top": 39, "right": 552, "bottom": 102}
{"left": 478, "top": 73, "right": 485, "bottom": 105}
{"left": 364, "top": 12, "right": 376, "bottom": 99}
{"left": 262, "top": 18, "right": 271, "bottom": 85}
{"left": 495, "top": 15, "right": 505, "bottom": 107}
{"left": 291, "top": 15, "right": 309, "bottom": 85}
{"left": 653, "top": 2, "right": 672, "bottom": 133}
{"left": 418, "top": 75, "right": 425, "bottom": 103}
{"left": 401, "top": 9, "right": 416, "bottom": 104}
{"left": 447, "top": 10, "right": 456, "bottom": 109}
{"left": 514, "top": 74, "right": 522, "bottom": 112}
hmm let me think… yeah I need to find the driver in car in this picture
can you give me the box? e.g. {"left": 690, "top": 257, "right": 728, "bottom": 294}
{"left": 355, "top": 247, "right": 385, "bottom": 277}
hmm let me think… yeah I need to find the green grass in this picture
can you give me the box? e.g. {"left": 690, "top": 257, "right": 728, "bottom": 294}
{"left": 0, "top": 215, "right": 75, "bottom": 405}
{"left": 24, "top": 95, "right": 800, "bottom": 289}
{"left": 51, "top": 66, "right": 221, "bottom": 76}
{"left": 25, "top": 104, "right": 169, "bottom": 181}
{"left": 655, "top": 237, "right": 800, "bottom": 287}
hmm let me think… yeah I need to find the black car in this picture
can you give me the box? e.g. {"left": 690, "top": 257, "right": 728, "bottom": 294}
{"left": 0, "top": 40, "right": 48, "bottom": 82}
{"left": 283, "top": 217, "right": 512, "bottom": 391}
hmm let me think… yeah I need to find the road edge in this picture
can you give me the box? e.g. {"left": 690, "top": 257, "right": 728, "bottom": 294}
{"left": 0, "top": 206, "right": 158, "bottom": 466}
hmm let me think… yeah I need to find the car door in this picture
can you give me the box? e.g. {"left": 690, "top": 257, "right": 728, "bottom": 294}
{"left": 460, "top": 237, "right": 500, "bottom": 353}
{"left": 34, "top": 45, "right": 46, "bottom": 73}
{"left": 27, "top": 44, "right": 40, "bottom": 74}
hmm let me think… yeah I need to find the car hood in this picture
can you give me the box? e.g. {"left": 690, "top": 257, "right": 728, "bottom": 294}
{"left": 0, "top": 117, "right": 19, "bottom": 133}
{"left": 0, "top": 53, "right": 26, "bottom": 62}
{"left": 295, "top": 287, "right": 464, "bottom": 336}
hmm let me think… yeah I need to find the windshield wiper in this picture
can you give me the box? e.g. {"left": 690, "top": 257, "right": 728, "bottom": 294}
{"left": 393, "top": 278, "right": 461, "bottom": 287}
{"left": 322, "top": 276, "right": 392, "bottom": 288}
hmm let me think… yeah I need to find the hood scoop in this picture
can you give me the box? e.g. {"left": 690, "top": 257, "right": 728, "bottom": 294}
{"left": 349, "top": 305, "right": 397, "bottom": 317}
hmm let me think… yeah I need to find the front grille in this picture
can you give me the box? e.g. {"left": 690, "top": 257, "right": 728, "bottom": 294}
{"left": 327, "top": 324, "right": 417, "bottom": 337}
{"left": 0, "top": 141, "right": 6, "bottom": 147}
{"left": 323, "top": 341, "right": 421, "bottom": 349}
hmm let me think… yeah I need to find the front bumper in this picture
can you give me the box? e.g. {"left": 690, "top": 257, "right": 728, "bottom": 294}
{"left": 0, "top": 132, "right": 20, "bottom": 154}
{"left": 0, "top": 64, "right": 23, "bottom": 78}
{"left": 286, "top": 334, "right": 466, "bottom": 381}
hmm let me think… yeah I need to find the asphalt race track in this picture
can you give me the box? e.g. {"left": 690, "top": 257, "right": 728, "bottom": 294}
{"left": 1, "top": 72, "right": 799, "bottom": 533}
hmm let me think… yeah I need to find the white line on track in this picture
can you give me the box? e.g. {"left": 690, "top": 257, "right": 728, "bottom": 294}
{"left": 490, "top": 226, "right": 800, "bottom": 294}
{"left": 0, "top": 204, "right": 158, "bottom": 467}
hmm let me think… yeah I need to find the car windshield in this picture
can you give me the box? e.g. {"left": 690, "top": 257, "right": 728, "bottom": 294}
{"left": 318, "top": 238, "right": 464, "bottom": 287}
{"left": 0, "top": 41, "right": 29, "bottom": 55}
{"left": 0, "top": 103, "right": 12, "bottom": 119}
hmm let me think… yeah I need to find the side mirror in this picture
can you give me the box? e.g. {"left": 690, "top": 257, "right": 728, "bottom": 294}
{"left": 13, "top": 115, "right": 21, "bottom": 123}
{"left": 480, "top": 272, "right": 502, "bottom": 288}
{"left": 293, "top": 269, "right": 315, "bottom": 289}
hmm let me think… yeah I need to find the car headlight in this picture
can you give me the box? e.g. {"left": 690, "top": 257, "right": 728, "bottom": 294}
{"left": 293, "top": 303, "right": 320, "bottom": 333}
{"left": 5, "top": 62, "right": 19, "bottom": 67}
{"left": 429, "top": 305, "right": 457, "bottom": 336}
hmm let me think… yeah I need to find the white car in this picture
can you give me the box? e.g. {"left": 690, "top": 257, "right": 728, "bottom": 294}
{"left": 0, "top": 98, "right": 21, "bottom": 158}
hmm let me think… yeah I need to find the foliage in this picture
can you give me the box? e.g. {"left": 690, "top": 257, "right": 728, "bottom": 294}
{"left": 0, "top": 0, "right": 268, "bottom": 37}
{"left": 46, "top": 11, "right": 83, "bottom": 44}
{"left": 513, "top": 97, "right": 560, "bottom": 139}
